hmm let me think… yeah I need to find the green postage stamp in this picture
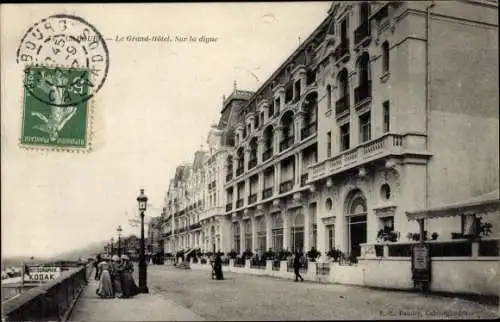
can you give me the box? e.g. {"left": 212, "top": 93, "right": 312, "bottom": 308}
{"left": 20, "top": 65, "right": 93, "bottom": 151}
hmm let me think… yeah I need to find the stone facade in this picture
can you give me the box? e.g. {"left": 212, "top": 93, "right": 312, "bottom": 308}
{"left": 161, "top": 1, "right": 499, "bottom": 258}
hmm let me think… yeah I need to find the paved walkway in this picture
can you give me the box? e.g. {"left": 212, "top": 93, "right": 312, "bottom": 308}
{"left": 69, "top": 275, "right": 204, "bottom": 321}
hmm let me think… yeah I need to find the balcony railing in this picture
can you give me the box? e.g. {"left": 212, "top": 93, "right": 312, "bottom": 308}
{"left": 309, "top": 133, "right": 428, "bottom": 182}
{"left": 236, "top": 199, "right": 244, "bottom": 209}
{"left": 226, "top": 203, "right": 233, "bottom": 212}
{"left": 262, "top": 147, "right": 273, "bottom": 161}
{"left": 262, "top": 187, "right": 273, "bottom": 200}
{"left": 354, "top": 21, "right": 371, "bottom": 46}
{"left": 279, "top": 180, "right": 294, "bottom": 194}
{"left": 300, "top": 173, "right": 309, "bottom": 187}
{"left": 300, "top": 122, "right": 317, "bottom": 140}
{"left": 189, "top": 223, "right": 201, "bottom": 230}
{"left": 236, "top": 167, "right": 244, "bottom": 177}
{"left": 226, "top": 173, "right": 233, "bottom": 182}
{"left": 333, "top": 39, "right": 350, "bottom": 62}
{"left": 248, "top": 158, "right": 257, "bottom": 170}
{"left": 354, "top": 81, "right": 372, "bottom": 106}
{"left": 248, "top": 193, "right": 257, "bottom": 205}
{"left": 279, "top": 136, "right": 294, "bottom": 152}
{"left": 335, "top": 94, "right": 350, "bottom": 116}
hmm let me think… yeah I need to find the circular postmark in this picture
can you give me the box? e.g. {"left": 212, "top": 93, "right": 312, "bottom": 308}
{"left": 17, "top": 14, "right": 109, "bottom": 106}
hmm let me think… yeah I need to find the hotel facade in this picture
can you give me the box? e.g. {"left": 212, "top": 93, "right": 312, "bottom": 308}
{"left": 160, "top": 1, "right": 499, "bottom": 260}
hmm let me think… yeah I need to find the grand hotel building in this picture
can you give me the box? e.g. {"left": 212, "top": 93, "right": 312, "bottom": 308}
{"left": 161, "top": 1, "right": 498, "bottom": 259}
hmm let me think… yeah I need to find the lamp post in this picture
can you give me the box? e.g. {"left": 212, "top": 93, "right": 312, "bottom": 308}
{"left": 117, "top": 225, "right": 123, "bottom": 256}
{"left": 137, "top": 189, "right": 149, "bottom": 293}
{"left": 111, "top": 238, "right": 114, "bottom": 255}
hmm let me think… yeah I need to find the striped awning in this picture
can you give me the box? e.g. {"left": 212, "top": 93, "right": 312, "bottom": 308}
{"left": 405, "top": 190, "right": 500, "bottom": 221}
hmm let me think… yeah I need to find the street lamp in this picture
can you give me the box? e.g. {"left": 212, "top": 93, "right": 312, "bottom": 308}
{"left": 137, "top": 189, "right": 149, "bottom": 293}
{"left": 111, "top": 238, "right": 114, "bottom": 255}
{"left": 117, "top": 225, "right": 123, "bottom": 256}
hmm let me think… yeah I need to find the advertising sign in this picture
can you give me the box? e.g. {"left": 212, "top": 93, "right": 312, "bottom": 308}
{"left": 26, "top": 266, "right": 61, "bottom": 282}
{"left": 412, "top": 244, "right": 431, "bottom": 284}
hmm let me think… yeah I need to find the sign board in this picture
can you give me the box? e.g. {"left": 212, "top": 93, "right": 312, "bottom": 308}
{"left": 26, "top": 266, "right": 61, "bottom": 282}
{"left": 411, "top": 244, "right": 431, "bottom": 283}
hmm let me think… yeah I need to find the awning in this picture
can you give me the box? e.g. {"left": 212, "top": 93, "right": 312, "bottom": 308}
{"left": 405, "top": 190, "right": 500, "bottom": 221}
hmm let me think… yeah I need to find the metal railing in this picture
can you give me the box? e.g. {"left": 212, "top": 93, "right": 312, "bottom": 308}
{"left": 354, "top": 81, "right": 372, "bottom": 106}
{"left": 262, "top": 187, "right": 273, "bottom": 200}
{"left": 335, "top": 94, "right": 350, "bottom": 116}
{"left": 300, "top": 122, "right": 317, "bottom": 140}
{"left": 236, "top": 167, "right": 244, "bottom": 177}
{"left": 300, "top": 173, "right": 309, "bottom": 187}
{"left": 226, "top": 203, "right": 233, "bottom": 212}
{"left": 248, "top": 158, "right": 257, "bottom": 170}
{"left": 354, "top": 21, "right": 371, "bottom": 46}
{"left": 279, "top": 136, "right": 294, "bottom": 152}
{"left": 334, "top": 38, "right": 350, "bottom": 62}
{"left": 279, "top": 180, "right": 294, "bottom": 194}
{"left": 236, "top": 199, "right": 244, "bottom": 209}
{"left": 226, "top": 173, "right": 233, "bottom": 182}
{"left": 262, "top": 147, "right": 273, "bottom": 161}
{"left": 248, "top": 194, "right": 257, "bottom": 205}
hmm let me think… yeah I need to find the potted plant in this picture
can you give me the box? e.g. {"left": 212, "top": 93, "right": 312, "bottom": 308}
{"left": 480, "top": 221, "right": 493, "bottom": 237}
{"left": 242, "top": 249, "right": 254, "bottom": 259}
{"left": 228, "top": 250, "right": 238, "bottom": 259}
{"left": 327, "top": 248, "right": 342, "bottom": 262}
{"left": 306, "top": 247, "right": 321, "bottom": 262}
{"left": 377, "top": 227, "right": 400, "bottom": 242}
{"left": 451, "top": 232, "right": 463, "bottom": 240}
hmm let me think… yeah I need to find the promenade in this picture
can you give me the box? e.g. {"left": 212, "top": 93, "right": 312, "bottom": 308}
{"left": 68, "top": 265, "right": 498, "bottom": 321}
{"left": 69, "top": 269, "right": 204, "bottom": 321}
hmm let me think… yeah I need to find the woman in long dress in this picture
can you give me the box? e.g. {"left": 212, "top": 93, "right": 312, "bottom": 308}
{"left": 110, "top": 255, "right": 124, "bottom": 298}
{"left": 96, "top": 260, "right": 114, "bottom": 298}
{"left": 214, "top": 253, "right": 224, "bottom": 280}
{"left": 120, "top": 255, "right": 139, "bottom": 298}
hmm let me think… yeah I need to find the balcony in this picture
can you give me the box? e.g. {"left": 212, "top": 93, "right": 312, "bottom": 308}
{"left": 248, "top": 193, "right": 257, "bottom": 205}
{"left": 354, "top": 21, "right": 371, "bottom": 47}
{"left": 262, "top": 187, "right": 273, "bottom": 200}
{"left": 236, "top": 167, "right": 244, "bottom": 177}
{"left": 226, "top": 173, "right": 233, "bottom": 182}
{"left": 333, "top": 39, "right": 350, "bottom": 63}
{"left": 308, "top": 133, "right": 430, "bottom": 182}
{"left": 300, "top": 122, "right": 317, "bottom": 140}
{"left": 248, "top": 158, "right": 257, "bottom": 170}
{"left": 280, "top": 136, "right": 294, "bottom": 152}
{"left": 236, "top": 198, "right": 244, "bottom": 209}
{"left": 262, "top": 147, "right": 273, "bottom": 161}
{"left": 279, "top": 180, "right": 294, "bottom": 194}
{"left": 226, "top": 203, "right": 233, "bottom": 212}
{"left": 300, "top": 173, "right": 309, "bottom": 187}
{"left": 335, "top": 94, "right": 350, "bottom": 117}
{"left": 354, "top": 81, "right": 372, "bottom": 107}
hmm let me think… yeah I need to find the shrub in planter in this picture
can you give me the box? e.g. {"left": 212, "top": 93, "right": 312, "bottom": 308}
{"left": 263, "top": 250, "right": 274, "bottom": 260}
{"left": 431, "top": 232, "right": 439, "bottom": 240}
{"left": 377, "top": 227, "right": 400, "bottom": 242}
{"left": 200, "top": 258, "right": 207, "bottom": 264}
{"left": 278, "top": 250, "right": 292, "bottom": 260}
{"left": 327, "top": 248, "right": 342, "bottom": 262}
{"left": 206, "top": 252, "right": 213, "bottom": 257}
{"left": 228, "top": 250, "right": 238, "bottom": 259}
{"left": 242, "top": 249, "right": 254, "bottom": 259}
{"left": 306, "top": 247, "right": 321, "bottom": 262}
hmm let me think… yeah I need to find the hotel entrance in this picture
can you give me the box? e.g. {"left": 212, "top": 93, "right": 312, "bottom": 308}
{"left": 346, "top": 190, "right": 368, "bottom": 258}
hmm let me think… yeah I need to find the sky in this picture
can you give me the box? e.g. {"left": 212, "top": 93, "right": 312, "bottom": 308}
{"left": 1, "top": 2, "right": 332, "bottom": 258}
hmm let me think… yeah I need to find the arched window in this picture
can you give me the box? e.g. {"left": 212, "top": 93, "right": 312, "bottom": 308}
{"left": 382, "top": 41, "right": 390, "bottom": 73}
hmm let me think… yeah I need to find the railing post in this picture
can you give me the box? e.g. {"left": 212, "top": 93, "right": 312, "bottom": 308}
{"left": 245, "top": 259, "right": 251, "bottom": 269}
{"left": 266, "top": 259, "right": 273, "bottom": 273}
{"left": 229, "top": 259, "right": 234, "bottom": 269}
{"left": 383, "top": 244, "right": 389, "bottom": 257}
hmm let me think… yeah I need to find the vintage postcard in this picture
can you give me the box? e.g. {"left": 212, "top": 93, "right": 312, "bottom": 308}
{"left": 1, "top": 2, "right": 499, "bottom": 321}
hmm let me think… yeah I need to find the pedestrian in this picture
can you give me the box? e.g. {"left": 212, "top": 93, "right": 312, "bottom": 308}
{"left": 110, "top": 255, "right": 124, "bottom": 298}
{"left": 94, "top": 254, "right": 101, "bottom": 281}
{"left": 293, "top": 251, "right": 304, "bottom": 282}
{"left": 120, "top": 255, "right": 139, "bottom": 298}
{"left": 96, "top": 258, "right": 114, "bottom": 298}
{"left": 213, "top": 252, "right": 224, "bottom": 280}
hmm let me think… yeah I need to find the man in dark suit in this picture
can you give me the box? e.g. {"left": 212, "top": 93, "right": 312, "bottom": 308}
{"left": 293, "top": 251, "right": 304, "bottom": 282}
